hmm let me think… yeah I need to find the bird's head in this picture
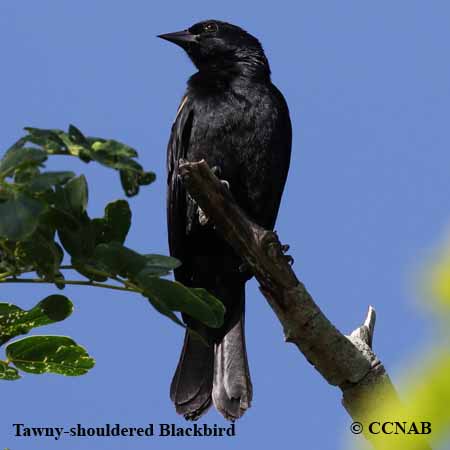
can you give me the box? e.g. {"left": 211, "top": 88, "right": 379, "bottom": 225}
{"left": 158, "top": 20, "right": 270, "bottom": 78}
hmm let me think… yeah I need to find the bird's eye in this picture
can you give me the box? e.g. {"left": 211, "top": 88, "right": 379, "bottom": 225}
{"left": 203, "top": 22, "right": 218, "bottom": 33}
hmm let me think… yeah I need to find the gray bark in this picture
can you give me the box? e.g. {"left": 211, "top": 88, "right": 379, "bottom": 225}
{"left": 179, "top": 159, "right": 431, "bottom": 450}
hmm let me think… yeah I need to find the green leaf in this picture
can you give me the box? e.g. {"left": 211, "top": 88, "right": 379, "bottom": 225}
{"left": 0, "top": 295, "right": 73, "bottom": 345}
{"left": 27, "top": 171, "right": 75, "bottom": 192}
{"left": 0, "top": 360, "right": 20, "bottom": 381}
{"left": 65, "top": 175, "right": 88, "bottom": 214}
{"left": 53, "top": 270, "right": 66, "bottom": 290}
{"left": 189, "top": 287, "right": 227, "bottom": 326}
{"left": 136, "top": 276, "right": 225, "bottom": 328}
{"left": 146, "top": 295, "right": 186, "bottom": 327}
{"left": 57, "top": 217, "right": 96, "bottom": 260}
{"left": 120, "top": 170, "right": 140, "bottom": 197}
{"left": 24, "top": 127, "right": 68, "bottom": 152}
{"left": 21, "top": 126, "right": 154, "bottom": 197}
{"left": 99, "top": 200, "right": 131, "bottom": 244}
{"left": 88, "top": 153, "right": 142, "bottom": 173}
{"left": 14, "top": 231, "right": 63, "bottom": 279}
{"left": 0, "top": 187, "right": 11, "bottom": 202}
{"left": 140, "top": 171, "right": 156, "bottom": 185}
{"left": 139, "top": 254, "right": 181, "bottom": 277}
{"left": 0, "top": 146, "right": 47, "bottom": 179}
{"left": 94, "top": 242, "right": 147, "bottom": 278}
{"left": 68, "top": 124, "right": 88, "bottom": 146}
{"left": 90, "top": 139, "right": 138, "bottom": 158}
{"left": 71, "top": 258, "right": 108, "bottom": 282}
{"left": 6, "top": 335, "right": 95, "bottom": 376}
{"left": 93, "top": 243, "right": 180, "bottom": 279}
{"left": 14, "top": 165, "right": 40, "bottom": 184}
{"left": 0, "top": 240, "right": 16, "bottom": 273}
{"left": 119, "top": 170, "right": 156, "bottom": 197}
{"left": 0, "top": 195, "right": 46, "bottom": 240}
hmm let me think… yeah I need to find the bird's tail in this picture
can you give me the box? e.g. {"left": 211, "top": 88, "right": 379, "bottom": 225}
{"left": 170, "top": 287, "right": 252, "bottom": 421}
{"left": 212, "top": 313, "right": 253, "bottom": 420}
{"left": 170, "top": 330, "right": 214, "bottom": 421}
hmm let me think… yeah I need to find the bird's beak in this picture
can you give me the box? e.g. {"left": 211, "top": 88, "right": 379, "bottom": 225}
{"left": 157, "top": 30, "right": 198, "bottom": 48}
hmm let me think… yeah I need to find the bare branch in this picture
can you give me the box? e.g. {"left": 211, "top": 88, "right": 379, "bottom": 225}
{"left": 179, "top": 159, "right": 431, "bottom": 449}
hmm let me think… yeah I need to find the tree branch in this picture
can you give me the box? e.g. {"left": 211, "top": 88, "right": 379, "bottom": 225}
{"left": 0, "top": 277, "right": 136, "bottom": 293}
{"left": 179, "top": 159, "right": 431, "bottom": 449}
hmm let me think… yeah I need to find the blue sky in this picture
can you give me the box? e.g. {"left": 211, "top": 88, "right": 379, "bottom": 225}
{"left": 1, "top": 2, "right": 449, "bottom": 449}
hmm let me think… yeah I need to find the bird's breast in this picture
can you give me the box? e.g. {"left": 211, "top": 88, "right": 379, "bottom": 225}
{"left": 188, "top": 86, "right": 276, "bottom": 153}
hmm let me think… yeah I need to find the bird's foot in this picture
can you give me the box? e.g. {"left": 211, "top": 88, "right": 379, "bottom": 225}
{"left": 281, "top": 243, "right": 294, "bottom": 265}
{"left": 198, "top": 206, "right": 209, "bottom": 226}
{"left": 285, "top": 255, "right": 294, "bottom": 265}
{"left": 211, "top": 166, "right": 230, "bottom": 190}
{"left": 211, "top": 165, "right": 222, "bottom": 177}
{"left": 198, "top": 166, "right": 229, "bottom": 226}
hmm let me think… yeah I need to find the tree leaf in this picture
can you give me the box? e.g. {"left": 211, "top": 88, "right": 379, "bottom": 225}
{"left": 20, "top": 126, "right": 155, "bottom": 197}
{"left": 93, "top": 243, "right": 180, "bottom": 279}
{"left": 14, "top": 165, "right": 40, "bottom": 184}
{"left": 6, "top": 336, "right": 95, "bottom": 376}
{"left": 139, "top": 254, "right": 181, "bottom": 277}
{"left": 14, "top": 232, "right": 63, "bottom": 279}
{"left": 54, "top": 271, "right": 66, "bottom": 290}
{"left": 100, "top": 200, "right": 131, "bottom": 244}
{"left": 0, "top": 295, "right": 73, "bottom": 345}
{"left": 27, "top": 171, "right": 75, "bottom": 192}
{"left": 94, "top": 242, "right": 147, "bottom": 278}
{"left": 0, "top": 195, "right": 46, "bottom": 240}
{"left": 120, "top": 170, "right": 140, "bottom": 197}
{"left": 0, "top": 240, "right": 16, "bottom": 273}
{"left": 189, "top": 287, "right": 227, "bottom": 327}
{"left": 65, "top": 175, "right": 88, "bottom": 214}
{"left": 57, "top": 215, "right": 96, "bottom": 260}
{"left": 68, "top": 124, "right": 88, "bottom": 146}
{"left": 136, "top": 275, "right": 225, "bottom": 328}
{"left": 119, "top": 169, "right": 156, "bottom": 198}
{"left": 0, "top": 146, "right": 47, "bottom": 179}
{"left": 146, "top": 295, "right": 186, "bottom": 327}
{"left": 90, "top": 139, "right": 138, "bottom": 158}
{"left": 71, "top": 258, "right": 108, "bottom": 282}
{"left": 24, "top": 127, "right": 68, "bottom": 152}
{"left": 0, "top": 360, "right": 20, "bottom": 381}
{"left": 140, "top": 171, "right": 156, "bottom": 185}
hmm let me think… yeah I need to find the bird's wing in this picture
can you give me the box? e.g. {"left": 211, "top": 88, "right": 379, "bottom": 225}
{"left": 167, "top": 95, "right": 194, "bottom": 285}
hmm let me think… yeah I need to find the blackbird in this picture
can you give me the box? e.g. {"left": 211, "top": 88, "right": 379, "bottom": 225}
{"left": 159, "top": 19, "right": 292, "bottom": 421}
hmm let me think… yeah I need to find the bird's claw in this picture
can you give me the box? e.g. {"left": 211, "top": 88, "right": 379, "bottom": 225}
{"left": 212, "top": 166, "right": 230, "bottom": 190}
{"left": 211, "top": 165, "right": 222, "bottom": 177}
{"left": 198, "top": 206, "right": 209, "bottom": 226}
{"left": 280, "top": 243, "right": 294, "bottom": 265}
{"left": 285, "top": 254, "right": 294, "bottom": 265}
{"left": 198, "top": 167, "right": 229, "bottom": 226}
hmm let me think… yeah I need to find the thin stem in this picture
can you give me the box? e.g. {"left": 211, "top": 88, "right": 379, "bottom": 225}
{"left": 0, "top": 271, "right": 14, "bottom": 281}
{"left": 0, "top": 277, "right": 137, "bottom": 293}
{"left": 45, "top": 148, "right": 80, "bottom": 157}
{"left": 113, "top": 275, "right": 140, "bottom": 291}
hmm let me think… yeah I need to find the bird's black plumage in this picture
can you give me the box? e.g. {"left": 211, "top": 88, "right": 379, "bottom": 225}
{"left": 160, "top": 20, "right": 292, "bottom": 421}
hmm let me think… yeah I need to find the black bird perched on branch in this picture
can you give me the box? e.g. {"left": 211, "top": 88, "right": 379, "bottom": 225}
{"left": 159, "top": 20, "right": 291, "bottom": 421}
